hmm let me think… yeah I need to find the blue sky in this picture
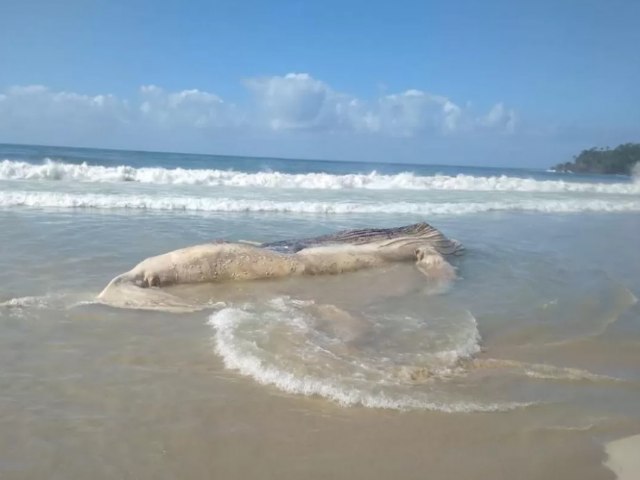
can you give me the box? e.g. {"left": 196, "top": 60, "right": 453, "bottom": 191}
{"left": 1, "top": 0, "right": 639, "bottom": 167}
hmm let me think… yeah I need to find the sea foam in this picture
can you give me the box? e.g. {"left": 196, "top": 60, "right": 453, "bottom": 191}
{"left": 207, "top": 297, "right": 530, "bottom": 412}
{"left": 2, "top": 159, "right": 640, "bottom": 194}
{"left": 2, "top": 190, "right": 640, "bottom": 214}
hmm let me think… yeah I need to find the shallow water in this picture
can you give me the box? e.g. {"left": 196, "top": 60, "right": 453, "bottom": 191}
{"left": 1, "top": 144, "right": 639, "bottom": 479}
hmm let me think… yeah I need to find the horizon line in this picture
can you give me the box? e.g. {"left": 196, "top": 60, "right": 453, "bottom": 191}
{"left": 0, "top": 141, "right": 542, "bottom": 172}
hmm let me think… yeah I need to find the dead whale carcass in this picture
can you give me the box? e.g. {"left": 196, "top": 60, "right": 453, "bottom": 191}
{"left": 97, "top": 222, "right": 463, "bottom": 311}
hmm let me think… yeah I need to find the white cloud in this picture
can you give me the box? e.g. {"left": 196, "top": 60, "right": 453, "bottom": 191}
{"left": 245, "top": 73, "right": 353, "bottom": 131}
{"left": 243, "top": 73, "right": 514, "bottom": 136}
{"left": 479, "top": 102, "right": 517, "bottom": 133}
{"left": 139, "top": 85, "right": 234, "bottom": 128}
{"left": 0, "top": 85, "right": 128, "bottom": 145}
{"left": 0, "top": 75, "right": 517, "bottom": 149}
{"left": 371, "top": 89, "right": 464, "bottom": 136}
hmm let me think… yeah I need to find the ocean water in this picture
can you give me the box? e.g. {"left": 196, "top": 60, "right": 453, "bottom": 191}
{"left": 1, "top": 143, "right": 639, "bottom": 479}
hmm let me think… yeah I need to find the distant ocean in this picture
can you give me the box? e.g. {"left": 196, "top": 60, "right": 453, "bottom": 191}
{"left": 1, "top": 143, "right": 639, "bottom": 480}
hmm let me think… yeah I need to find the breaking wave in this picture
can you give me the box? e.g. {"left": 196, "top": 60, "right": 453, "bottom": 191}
{"left": 2, "top": 191, "right": 640, "bottom": 214}
{"left": 2, "top": 159, "right": 640, "bottom": 194}
{"left": 207, "top": 297, "right": 531, "bottom": 412}
{"left": 632, "top": 162, "right": 640, "bottom": 182}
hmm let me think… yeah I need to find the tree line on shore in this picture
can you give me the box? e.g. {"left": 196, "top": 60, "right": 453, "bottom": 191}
{"left": 553, "top": 143, "right": 640, "bottom": 175}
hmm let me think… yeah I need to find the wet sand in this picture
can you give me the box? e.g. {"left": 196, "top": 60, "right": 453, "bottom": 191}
{"left": 0, "top": 305, "right": 637, "bottom": 480}
{"left": 1, "top": 211, "right": 639, "bottom": 480}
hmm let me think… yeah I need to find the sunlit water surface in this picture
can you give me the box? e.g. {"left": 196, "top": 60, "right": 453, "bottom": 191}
{"left": 1, "top": 144, "right": 639, "bottom": 479}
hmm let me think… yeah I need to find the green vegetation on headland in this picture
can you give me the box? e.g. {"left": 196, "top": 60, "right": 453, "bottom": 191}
{"left": 553, "top": 143, "right": 640, "bottom": 175}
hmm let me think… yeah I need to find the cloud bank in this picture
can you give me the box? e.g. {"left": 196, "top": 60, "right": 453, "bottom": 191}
{"left": 0, "top": 73, "right": 560, "bottom": 165}
{"left": 0, "top": 73, "right": 515, "bottom": 140}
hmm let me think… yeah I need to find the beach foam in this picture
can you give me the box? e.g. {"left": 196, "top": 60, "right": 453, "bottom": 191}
{"left": 0, "top": 293, "right": 91, "bottom": 316}
{"left": 2, "top": 159, "right": 640, "bottom": 194}
{"left": 206, "top": 297, "right": 531, "bottom": 411}
{"left": 474, "top": 358, "right": 622, "bottom": 383}
{"left": 0, "top": 295, "right": 54, "bottom": 308}
{"left": 2, "top": 190, "right": 640, "bottom": 214}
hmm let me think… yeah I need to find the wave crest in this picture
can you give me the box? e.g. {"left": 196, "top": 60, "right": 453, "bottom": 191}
{"left": 2, "top": 190, "right": 640, "bottom": 214}
{"left": 2, "top": 159, "right": 640, "bottom": 194}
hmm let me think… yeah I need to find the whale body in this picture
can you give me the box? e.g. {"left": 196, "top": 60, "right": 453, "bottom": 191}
{"left": 98, "top": 222, "right": 463, "bottom": 311}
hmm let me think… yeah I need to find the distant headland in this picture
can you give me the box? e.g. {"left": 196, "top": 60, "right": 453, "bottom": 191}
{"left": 553, "top": 143, "right": 640, "bottom": 175}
